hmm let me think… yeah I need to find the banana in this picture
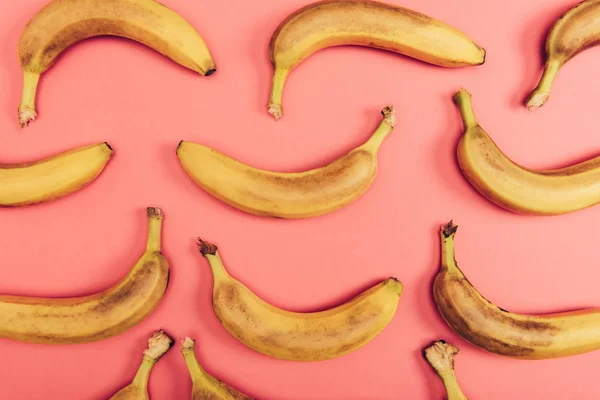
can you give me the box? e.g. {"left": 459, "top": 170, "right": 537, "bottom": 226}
{"left": 0, "top": 207, "right": 170, "bottom": 344}
{"left": 434, "top": 221, "right": 600, "bottom": 359}
{"left": 454, "top": 89, "right": 600, "bottom": 215}
{"left": 177, "top": 106, "right": 395, "bottom": 219}
{"left": 526, "top": 0, "right": 600, "bottom": 110}
{"left": 182, "top": 337, "right": 253, "bottom": 400}
{"left": 0, "top": 142, "right": 113, "bottom": 207}
{"left": 18, "top": 0, "right": 216, "bottom": 127}
{"left": 110, "top": 330, "right": 174, "bottom": 400}
{"left": 424, "top": 341, "right": 467, "bottom": 400}
{"left": 196, "top": 239, "right": 403, "bottom": 362}
{"left": 268, "top": 0, "right": 485, "bottom": 119}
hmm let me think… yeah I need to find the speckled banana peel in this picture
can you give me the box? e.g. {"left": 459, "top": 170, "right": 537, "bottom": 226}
{"left": 526, "top": 0, "right": 600, "bottom": 110}
{"left": 182, "top": 337, "right": 254, "bottom": 400}
{"left": 0, "top": 142, "right": 113, "bottom": 207}
{"left": 434, "top": 221, "right": 600, "bottom": 360}
{"left": 268, "top": 0, "right": 485, "bottom": 119}
{"left": 109, "top": 330, "right": 174, "bottom": 400}
{"left": 196, "top": 239, "right": 403, "bottom": 362}
{"left": 0, "top": 208, "right": 169, "bottom": 344}
{"left": 424, "top": 341, "right": 467, "bottom": 400}
{"left": 18, "top": 0, "right": 216, "bottom": 127}
{"left": 455, "top": 89, "right": 600, "bottom": 215}
{"left": 177, "top": 106, "right": 395, "bottom": 219}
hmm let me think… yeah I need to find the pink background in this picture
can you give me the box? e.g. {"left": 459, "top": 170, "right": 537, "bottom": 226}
{"left": 1, "top": 0, "right": 599, "bottom": 398}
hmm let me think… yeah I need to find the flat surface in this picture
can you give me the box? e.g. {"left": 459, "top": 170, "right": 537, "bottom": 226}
{"left": 0, "top": 0, "right": 599, "bottom": 399}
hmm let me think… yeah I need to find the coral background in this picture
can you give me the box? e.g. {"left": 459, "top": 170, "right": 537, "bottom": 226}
{"left": 0, "top": 0, "right": 599, "bottom": 398}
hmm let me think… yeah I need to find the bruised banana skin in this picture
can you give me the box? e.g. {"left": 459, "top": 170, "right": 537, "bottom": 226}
{"left": 0, "top": 142, "right": 113, "bottom": 207}
{"left": 434, "top": 222, "right": 600, "bottom": 360}
{"left": 110, "top": 330, "right": 174, "bottom": 400}
{"left": 455, "top": 89, "right": 600, "bottom": 215}
{"left": 526, "top": 0, "right": 600, "bottom": 110}
{"left": 182, "top": 337, "right": 254, "bottom": 400}
{"left": 268, "top": 0, "right": 485, "bottom": 119}
{"left": 424, "top": 341, "right": 467, "bottom": 400}
{"left": 18, "top": 0, "right": 216, "bottom": 127}
{"left": 177, "top": 106, "right": 395, "bottom": 219}
{"left": 197, "top": 240, "right": 403, "bottom": 362}
{"left": 0, "top": 208, "right": 169, "bottom": 344}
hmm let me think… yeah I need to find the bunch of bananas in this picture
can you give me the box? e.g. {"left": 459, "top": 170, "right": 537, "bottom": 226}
{"left": 5, "top": 0, "right": 600, "bottom": 398}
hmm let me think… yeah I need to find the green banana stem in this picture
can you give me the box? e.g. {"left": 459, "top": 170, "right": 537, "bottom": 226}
{"left": 268, "top": 68, "right": 290, "bottom": 120}
{"left": 453, "top": 89, "right": 478, "bottom": 131}
{"left": 132, "top": 356, "right": 155, "bottom": 388}
{"left": 363, "top": 106, "right": 396, "bottom": 152}
{"left": 146, "top": 207, "right": 163, "bottom": 253}
{"left": 526, "top": 59, "right": 562, "bottom": 110}
{"left": 439, "top": 371, "right": 468, "bottom": 400}
{"left": 182, "top": 338, "right": 209, "bottom": 382}
{"left": 19, "top": 71, "right": 40, "bottom": 127}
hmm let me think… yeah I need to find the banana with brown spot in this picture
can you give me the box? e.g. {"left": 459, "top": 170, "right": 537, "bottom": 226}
{"left": 0, "top": 207, "right": 170, "bottom": 344}
{"left": 182, "top": 337, "right": 254, "bottom": 400}
{"left": 177, "top": 106, "right": 395, "bottom": 219}
{"left": 196, "top": 239, "right": 402, "bottom": 362}
{"left": 109, "top": 330, "right": 174, "bottom": 399}
{"left": 424, "top": 341, "right": 467, "bottom": 400}
{"left": 268, "top": 0, "right": 485, "bottom": 119}
{"left": 434, "top": 221, "right": 600, "bottom": 359}
{"left": 18, "top": 0, "right": 216, "bottom": 127}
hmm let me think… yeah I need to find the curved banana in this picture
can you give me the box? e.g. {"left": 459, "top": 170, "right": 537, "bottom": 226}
{"left": 424, "top": 341, "right": 467, "bottom": 400}
{"left": 0, "top": 142, "right": 113, "bottom": 207}
{"left": 268, "top": 0, "right": 485, "bottom": 119}
{"left": 526, "top": 0, "right": 600, "bottom": 110}
{"left": 182, "top": 337, "right": 254, "bottom": 400}
{"left": 434, "top": 221, "right": 600, "bottom": 359}
{"left": 18, "top": 0, "right": 216, "bottom": 127}
{"left": 177, "top": 106, "right": 395, "bottom": 219}
{"left": 110, "top": 330, "right": 173, "bottom": 400}
{"left": 196, "top": 239, "right": 402, "bottom": 362}
{"left": 0, "top": 207, "right": 170, "bottom": 344}
{"left": 454, "top": 89, "right": 600, "bottom": 215}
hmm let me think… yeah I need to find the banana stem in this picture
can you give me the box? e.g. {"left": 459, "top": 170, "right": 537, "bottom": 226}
{"left": 526, "top": 59, "right": 562, "bottom": 110}
{"left": 268, "top": 68, "right": 289, "bottom": 120}
{"left": 440, "top": 371, "right": 468, "bottom": 400}
{"left": 146, "top": 208, "right": 163, "bottom": 253}
{"left": 182, "top": 338, "right": 209, "bottom": 382}
{"left": 197, "top": 239, "right": 229, "bottom": 280}
{"left": 440, "top": 221, "right": 458, "bottom": 271}
{"left": 19, "top": 71, "right": 40, "bottom": 127}
{"left": 453, "top": 89, "right": 478, "bottom": 131}
{"left": 363, "top": 106, "right": 396, "bottom": 152}
{"left": 424, "top": 341, "right": 467, "bottom": 400}
{"left": 132, "top": 356, "right": 155, "bottom": 387}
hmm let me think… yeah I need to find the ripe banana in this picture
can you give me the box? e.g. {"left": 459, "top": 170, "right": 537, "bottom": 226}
{"left": 0, "top": 142, "right": 113, "bottom": 207}
{"left": 268, "top": 0, "right": 485, "bottom": 119}
{"left": 196, "top": 239, "right": 403, "bottom": 362}
{"left": 526, "top": 0, "right": 600, "bottom": 110}
{"left": 182, "top": 337, "right": 253, "bottom": 400}
{"left": 434, "top": 221, "right": 600, "bottom": 359}
{"left": 110, "top": 330, "right": 174, "bottom": 400}
{"left": 0, "top": 207, "right": 170, "bottom": 344}
{"left": 177, "top": 106, "right": 395, "bottom": 219}
{"left": 454, "top": 89, "right": 600, "bottom": 215}
{"left": 424, "top": 341, "right": 467, "bottom": 400}
{"left": 18, "top": 0, "right": 216, "bottom": 127}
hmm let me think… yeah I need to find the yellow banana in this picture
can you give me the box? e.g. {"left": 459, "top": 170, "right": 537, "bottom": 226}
{"left": 0, "top": 142, "right": 113, "bottom": 207}
{"left": 526, "top": 0, "right": 600, "bottom": 110}
{"left": 0, "top": 207, "right": 170, "bottom": 344}
{"left": 177, "top": 106, "right": 395, "bottom": 219}
{"left": 268, "top": 0, "right": 485, "bottom": 119}
{"left": 196, "top": 239, "right": 402, "bottom": 362}
{"left": 18, "top": 0, "right": 216, "bottom": 127}
{"left": 434, "top": 221, "right": 600, "bottom": 359}
{"left": 454, "top": 89, "right": 600, "bottom": 215}
{"left": 110, "top": 330, "right": 174, "bottom": 400}
{"left": 182, "top": 337, "right": 254, "bottom": 400}
{"left": 424, "top": 341, "right": 467, "bottom": 400}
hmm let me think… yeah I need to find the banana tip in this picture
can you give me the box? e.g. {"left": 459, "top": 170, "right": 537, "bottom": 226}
{"left": 442, "top": 221, "right": 458, "bottom": 238}
{"left": 453, "top": 89, "right": 470, "bottom": 103}
{"left": 147, "top": 207, "right": 163, "bottom": 218}
{"left": 205, "top": 68, "right": 216, "bottom": 76}
{"left": 268, "top": 103, "right": 283, "bottom": 120}
{"left": 525, "top": 91, "right": 548, "bottom": 111}
{"left": 197, "top": 238, "right": 217, "bottom": 255}
{"left": 144, "top": 330, "right": 174, "bottom": 360}
{"left": 177, "top": 140, "right": 184, "bottom": 152}
{"left": 182, "top": 337, "right": 195, "bottom": 350}
{"left": 424, "top": 340, "right": 459, "bottom": 374}
{"left": 381, "top": 106, "right": 396, "bottom": 127}
{"left": 18, "top": 107, "right": 36, "bottom": 128}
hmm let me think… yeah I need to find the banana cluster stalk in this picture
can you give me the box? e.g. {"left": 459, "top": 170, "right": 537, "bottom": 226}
{"left": 182, "top": 337, "right": 254, "bottom": 400}
{"left": 454, "top": 89, "right": 600, "bottom": 215}
{"left": 177, "top": 106, "right": 395, "bottom": 219}
{"left": 527, "top": 0, "right": 600, "bottom": 110}
{"left": 268, "top": 0, "right": 485, "bottom": 119}
{"left": 434, "top": 221, "right": 600, "bottom": 359}
{"left": 18, "top": 0, "right": 216, "bottom": 127}
{"left": 109, "top": 330, "right": 174, "bottom": 400}
{"left": 197, "top": 239, "right": 403, "bottom": 362}
{"left": 0, "top": 207, "right": 170, "bottom": 344}
{"left": 424, "top": 341, "right": 467, "bottom": 400}
{"left": 0, "top": 142, "right": 113, "bottom": 206}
